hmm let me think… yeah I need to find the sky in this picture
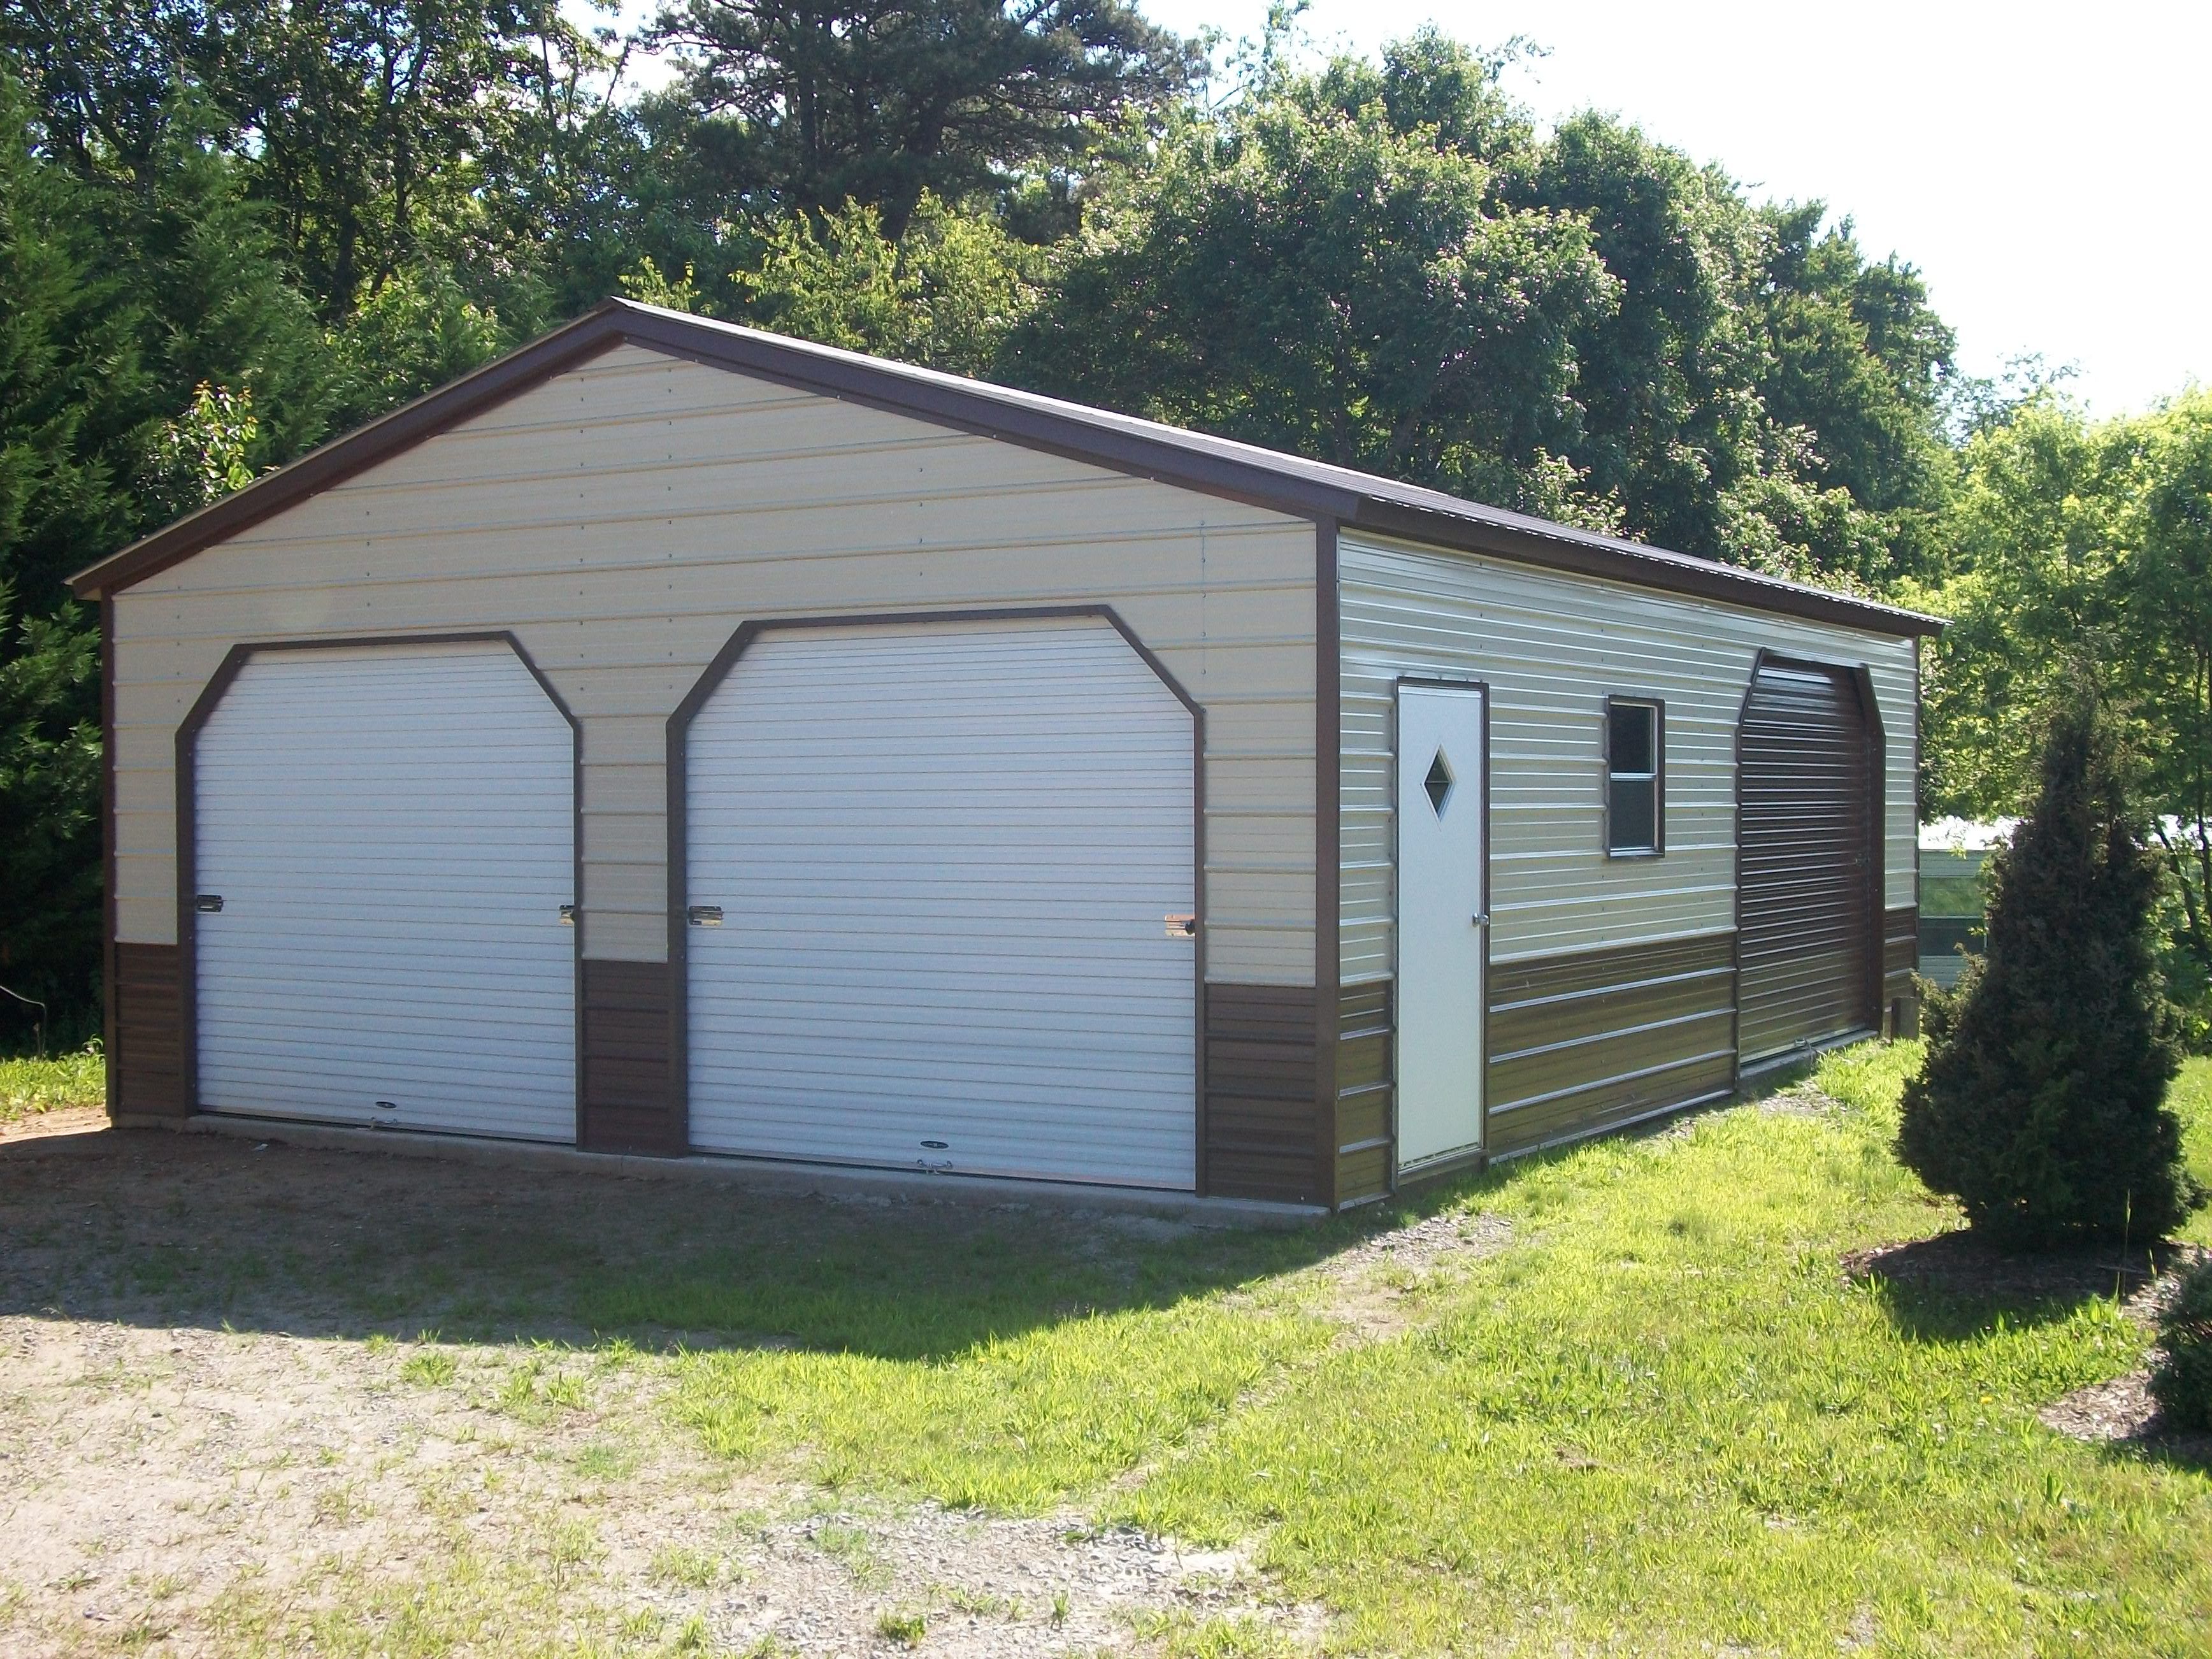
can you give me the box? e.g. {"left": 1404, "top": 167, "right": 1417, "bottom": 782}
{"left": 603, "top": 1, "right": 2209, "bottom": 415}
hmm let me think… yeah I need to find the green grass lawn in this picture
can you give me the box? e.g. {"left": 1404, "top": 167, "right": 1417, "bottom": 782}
{"left": 0, "top": 1044, "right": 103, "bottom": 1125}
{"left": 663, "top": 1045, "right": 2212, "bottom": 1656}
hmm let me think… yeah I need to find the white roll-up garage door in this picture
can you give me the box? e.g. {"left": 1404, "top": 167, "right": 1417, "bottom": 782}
{"left": 192, "top": 641, "right": 577, "bottom": 1140}
{"left": 685, "top": 617, "right": 1197, "bottom": 1188}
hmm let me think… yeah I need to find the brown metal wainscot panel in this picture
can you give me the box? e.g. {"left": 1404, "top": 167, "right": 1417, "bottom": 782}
{"left": 1486, "top": 931, "right": 1737, "bottom": 1159}
{"left": 580, "top": 959, "right": 679, "bottom": 1155}
{"left": 112, "top": 942, "right": 186, "bottom": 1118}
{"left": 1335, "top": 980, "right": 1393, "bottom": 1205}
{"left": 1203, "top": 984, "right": 1323, "bottom": 1203}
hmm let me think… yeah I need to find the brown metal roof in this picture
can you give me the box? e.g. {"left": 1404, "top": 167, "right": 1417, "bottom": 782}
{"left": 68, "top": 298, "right": 1943, "bottom": 636}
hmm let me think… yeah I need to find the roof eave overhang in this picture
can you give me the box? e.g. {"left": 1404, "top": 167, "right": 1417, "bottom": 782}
{"left": 68, "top": 299, "right": 1944, "bottom": 640}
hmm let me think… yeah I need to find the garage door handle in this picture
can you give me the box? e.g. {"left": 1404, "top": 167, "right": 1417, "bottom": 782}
{"left": 196, "top": 894, "right": 224, "bottom": 914}
{"left": 688, "top": 905, "right": 724, "bottom": 927}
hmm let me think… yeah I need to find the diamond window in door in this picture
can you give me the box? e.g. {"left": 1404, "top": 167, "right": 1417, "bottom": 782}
{"left": 1423, "top": 749, "right": 1456, "bottom": 815}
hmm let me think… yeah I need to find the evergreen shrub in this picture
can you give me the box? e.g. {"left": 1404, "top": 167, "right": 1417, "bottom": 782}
{"left": 2148, "top": 1255, "right": 2212, "bottom": 1430}
{"left": 1897, "top": 691, "right": 2201, "bottom": 1249}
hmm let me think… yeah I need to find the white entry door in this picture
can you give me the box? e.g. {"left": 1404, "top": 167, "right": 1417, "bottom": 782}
{"left": 192, "top": 642, "right": 577, "bottom": 1140}
{"left": 685, "top": 617, "right": 1197, "bottom": 1188}
{"left": 1395, "top": 681, "right": 1488, "bottom": 1169}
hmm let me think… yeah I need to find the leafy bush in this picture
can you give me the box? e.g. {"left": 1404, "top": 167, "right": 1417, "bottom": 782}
{"left": 1897, "top": 690, "right": 2202, "bottom": 1248}
{"left": 2148, "top": 1255, "right": 2212, "bottom": 1430}
{"left": 0, "top": 1042, "right": 104, "bottom": 1123}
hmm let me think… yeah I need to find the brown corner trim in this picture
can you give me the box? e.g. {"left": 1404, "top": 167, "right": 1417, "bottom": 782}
{"left": 663, "top": 604, "right": 1208, "bottom": 1175}
{"left": 101, "top": 596, "right": 118, "bottom": 1116}
{"left": 1314, "top": 520, "right": 1342, "bottom": 1208}
{"left": 171, "top": 631, "right": 585, "bottom": 1134}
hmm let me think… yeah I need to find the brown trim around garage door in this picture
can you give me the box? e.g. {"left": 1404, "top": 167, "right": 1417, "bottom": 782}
{"left": 171, "top": 631, "right": 584, "bottom": 1134}
{"left": 664, "top": 605, "right": 1209, "bottom": 1185}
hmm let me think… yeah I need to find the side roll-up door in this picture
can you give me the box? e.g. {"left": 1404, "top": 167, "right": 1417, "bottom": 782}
{"left": 684, "top": 617, "right": 1198, "bottom": 1188}
{"left": 1736, "top": 660, "right": 1876, "bottom": 1063}
{"left": 192, "top": 642, "right": 578, "bottom": 1139}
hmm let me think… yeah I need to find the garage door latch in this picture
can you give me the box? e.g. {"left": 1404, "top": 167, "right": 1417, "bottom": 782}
{"left": 687, "top": 905, "right": 724, "bottom": 927}
{"left": 195, "top": 894, "right": 224, "bottom": 913}
{"left": 1165, "top": 912, "right": 1196, "bottom": 937}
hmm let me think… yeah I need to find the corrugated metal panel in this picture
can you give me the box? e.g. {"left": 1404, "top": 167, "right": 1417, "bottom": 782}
{"left": 113, "top": 941, "right": 184, "bottom": 1116}
{"left": 1203, "top": 983, "right": 1322, "bottom": 1202}
{"left": 1737, "top": 662, "right": 1874, "bottom": 1061}
{"left": 1339, "top": 536, "right": 1917, "bottom": 980}
{"left": 685, "top": 619, "right": 1198, "bottom": 1188}
{"left": 192, "top": 643, "right": 577, "bottom": 1138}
{"left": 111, "top": 346, "right": 1318, "bottom": 980}
{"left": 1484, "top": 933, "right": 1739, "bottom": 1156}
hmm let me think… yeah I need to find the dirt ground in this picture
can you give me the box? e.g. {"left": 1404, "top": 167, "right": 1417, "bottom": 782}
{"left": 0, "top": 1120, "right": 1507, "bottom": 1657}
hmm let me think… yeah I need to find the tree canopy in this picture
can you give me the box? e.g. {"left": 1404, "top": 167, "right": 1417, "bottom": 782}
{"left": 0, "top": 3, "right": 2203, "bottom": 1040}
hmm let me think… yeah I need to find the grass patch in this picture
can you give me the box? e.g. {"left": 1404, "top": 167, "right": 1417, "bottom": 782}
{"left": 399, "top": 1349, "right": 457, "bottom": 1388}
{"left": 0, "top": 1044, "right": 103, "bottom": 1124}
{"left": 873, "top": 1605, "right": 928, "bottom": 1646}
{"left": 651, "top": 1045, "right": 2212, "bottom": 1656}
{"left": 647, "top": 1544, "right": 723, "bottom": 1590}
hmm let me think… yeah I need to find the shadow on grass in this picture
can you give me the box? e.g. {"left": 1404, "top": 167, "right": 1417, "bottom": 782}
{"left": 1851, "top": 1229, "right": 2189, "bottom": 1340}
{"left": 0, "top": 1123, "right": 1508, "bottom": 1359}
{"left": 2102, "top": 1427, "right": 2212, "bottom": 1474}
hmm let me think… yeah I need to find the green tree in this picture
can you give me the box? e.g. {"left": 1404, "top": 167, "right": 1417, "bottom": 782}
{"left": 642, "top": 0, "right": 1193, "bottom": 240}
{"left": 0, "top": 72, "right": 140, "bottom": 1028}
{"left": 4, "top": 0, "right": 631, "bottom": 322}
{"left": 1004, "top": 59, "right": 1623, "bottom": 524}
{"left": 734, "top": 194, "right": 1041, "bottom": 377}
{"left": 1010, "top": 34, "right": 1955, "bottom": 577}
{"left": 1921, "top": 393, "right": 2212, "bottom": 1031}
{"left": 0, "top": 74, "right": 334, "bottom": 1030}
{"left": 2114, "top": 394, "right": 2212, "bottom": 999}
{"left": 1919, "top": 400, "right": 2115, "bottom": 815}
{"left": 1898, "top": 689, "right": 2197, "bottom": 1248}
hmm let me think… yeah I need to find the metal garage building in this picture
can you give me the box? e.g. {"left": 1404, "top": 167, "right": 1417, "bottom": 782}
{"left": 73, "top": 299, "right": 1936, "bottom": 1209}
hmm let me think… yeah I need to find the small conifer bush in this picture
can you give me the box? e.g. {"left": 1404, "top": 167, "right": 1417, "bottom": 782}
{"left": 1897, "top": 691, "right": 2201, "bottom": 1249}
{"left": 2148, "top": 1255, "right": 2212, "bottom": 1431}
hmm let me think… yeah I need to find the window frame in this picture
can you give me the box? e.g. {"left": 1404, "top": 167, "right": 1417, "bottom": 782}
{"left": 1604, "top": 694, "right": 1666, "bottom": 858}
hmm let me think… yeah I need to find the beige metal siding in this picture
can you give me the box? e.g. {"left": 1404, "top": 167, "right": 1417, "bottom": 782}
{"left": 112, "top": 345, "right": 1320, "bottom": 982}
{"left": 1340, "top": 535, "right": 1918, "bottom": 978}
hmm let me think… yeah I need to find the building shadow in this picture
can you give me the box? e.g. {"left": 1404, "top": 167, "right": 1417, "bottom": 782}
{"left": 1, "top": 1123, "right": 1492, "bottom": 1360}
